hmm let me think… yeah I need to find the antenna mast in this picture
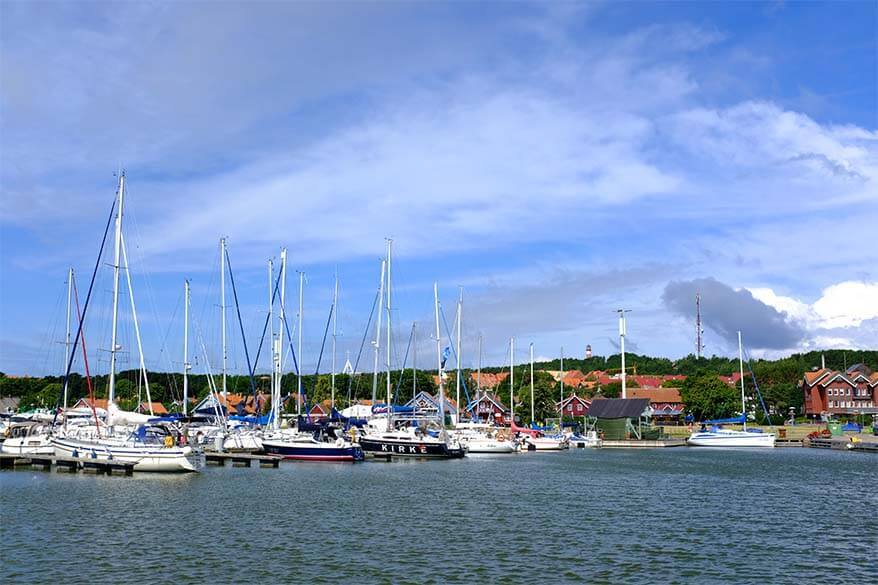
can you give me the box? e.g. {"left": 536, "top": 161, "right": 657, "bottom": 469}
{"left": 695, "top": 292, "right": 704, "bottom": 359}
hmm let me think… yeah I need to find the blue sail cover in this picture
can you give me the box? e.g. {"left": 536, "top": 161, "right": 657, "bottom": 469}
{"left": 371, "top": 404, "right": 416, "bottom": 414}
{"left": 229, "top": 413, "right": 273, "bottom": 425}
{"left": 705, "top": 415, "right": 746, "bottom": 424}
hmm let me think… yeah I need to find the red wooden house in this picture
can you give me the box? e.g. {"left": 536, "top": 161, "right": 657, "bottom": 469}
{"left": 556, "top": 394, "right": 591, "bottom": 418}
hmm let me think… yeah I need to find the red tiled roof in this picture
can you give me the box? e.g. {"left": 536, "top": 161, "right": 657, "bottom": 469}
{"left": 627, "top": 388, "right": 683, "bottom": 404}
{"left": 138, "top": 401, "right": 168, "bottom": 415}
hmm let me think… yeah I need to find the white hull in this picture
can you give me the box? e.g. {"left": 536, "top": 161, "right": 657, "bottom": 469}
{"left": 523, "top": 436, "right": 569, "bottom": 451}
{"left": 0, "top": 438, "right": 55, "bottom": 456}
{"left": 52, "top": 437, "right": 204, "bottom": 472}
{"left": 464, "top": 439, "right": 518, "bottom": 453}
{"left": 687, "top": 431, "right": 775, "bottom": 447}
{"left": 223, "top": 432, "right": 263, "bottom": 452}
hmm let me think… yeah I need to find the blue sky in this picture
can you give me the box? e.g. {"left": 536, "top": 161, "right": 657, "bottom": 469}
{"left": 1, "top": 1, "right": 876, "bottom": 377}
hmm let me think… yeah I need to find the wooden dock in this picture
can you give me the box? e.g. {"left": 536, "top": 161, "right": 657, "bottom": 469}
{"left": 806, "top": 437, "right": 878, "bottom": 453}
{"left": 601, "top": 438, "right": 688, "bottom": 448}
{"left": 0, "top": 453, "right": 135, "bottom": 475}
{"left": 204, "top": 452, "right": 282, "bottom": 467}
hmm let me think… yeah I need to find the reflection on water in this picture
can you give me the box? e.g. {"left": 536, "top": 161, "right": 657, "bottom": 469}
{"left": 1, "top": 448, "right": 875, "bottom": 584}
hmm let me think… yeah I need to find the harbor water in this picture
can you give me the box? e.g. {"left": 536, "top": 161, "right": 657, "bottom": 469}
{"left": 1, "top": 448, "right": 875, "bottom": 584}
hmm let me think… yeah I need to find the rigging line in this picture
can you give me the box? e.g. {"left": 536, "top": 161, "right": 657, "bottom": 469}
{"left": 439, "top": 303, "right": 471, "bottom": 406}
{"left": 71, "top": 274, "right": 101, "bottom": 436}
{"left": 743, "top": 347, "right": 775, "bottom": 430}
{"left": 391, "top": 322, "right": 416, "bottom": 405}
{"left": 347, "top": 287, "right": 380, "bottom": 404}
{"left": 223, "top": 247, "right": 257, "bottom": 398}
{"left": 157, "top": 290, "right": 183, "bottom": 402}
{"left": 313, "top": 299, "right": 334, "bottom": 375}
{"left": 52, "top": 194, "right": 116, "bottom": 429}
{"left": 38, "top": 280, "right": 66, "bottom": 377}
{"left": 250, "top": 260, "right": 284, "bottom": 376}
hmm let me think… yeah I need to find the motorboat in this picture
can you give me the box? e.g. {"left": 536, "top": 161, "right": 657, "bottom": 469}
{"left": 1, "top": 422, "right": 55, "bottom": 455}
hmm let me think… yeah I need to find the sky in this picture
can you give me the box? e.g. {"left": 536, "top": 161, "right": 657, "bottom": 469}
{"left": 1, "top": 1, "right": 876, "bottom": 378}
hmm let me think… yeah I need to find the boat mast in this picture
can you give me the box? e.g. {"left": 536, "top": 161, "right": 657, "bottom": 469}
{"left": 183, "top": 279, "right": 190, "bottom": 416}
{"left": 220, "top": 237, "right": 227, "bottom": 397}
{"left": 119, "top": 232, "right": 152, "bottom": 414}
{"left": 412, "top": 322, "right": 417, "bottom": 398}
{"left": 277, "top": 249, "right": 287, "bottom": 429}
{"left": 385, "top": 239, "right": 393, "bottom": 431}
{"left": 268, "top": 258, "right": 275, "bottom": 421}
{"left": 296, "top": 269, "right": 304, "bottom": 417}
{"left": 62, "top": 267, "right": 73, "bottom": 415}
{"left": 331, "top": 270, "right": 338, "bottom": 411}
{"left": 107, "top": 172, "right": 125, "bottom": 404}
{"left": 456, "top": 287, "right": 462, "bottom": 423}
{"left": 433, "top": 282, "right": 444, "bottom": 427}
{"left": 372, "top": 259, "right": 386, "bottom": 405}
{"left": 617, "top": 309, "right": 629, "bottom": 399}
{"left": 738, "top": 330, "right": 746, "bottom": 431}
{"left": 530, "top": 342, "right": 534, "bottom": 424}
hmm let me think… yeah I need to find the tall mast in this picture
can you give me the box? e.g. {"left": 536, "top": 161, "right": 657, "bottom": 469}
{"left": 268, "top": 258, "right": 274, "bottom": 419}
{"left": 107, "top": 172, "right": 125, "bottom": 404}
{"left": 617, "top": 309, "right": 629, "bottom": 399}
{"left": 277, "top": 249, "right": 287, "bottom": 429}
{"left": 695, "top": 292, "right": 703, "bottom": 359}
{"left": 119, "top": 232, "right": 152, "bottom": 413}
{"left": 509, "top": 337, "right": 514, "bottom": 423}
{"left": 456, "top": 287, "right": 462, "bottom": 423}
{"left": 738, "top": 330, "right": 746, "bottom": 431}
{"left": 220, "top": 237, "right": 227, "bottom": 397}
{"left": 297, "top": 270, "right": 304, "bottom": 417}
{"left": 385, "top": 239, "right": 392, "bottom": 431}
{"left": 183, "top": 279, "right": 190, "bottom": 416}
{"left": 331, "top": 270, "right": 338, "bottom": 411}
{"left": 529, "top": 342, "right": 534, "bottom": 424}
{"left": 62, "top": 267, "right": 73, "bottom": 414}
{"left": 412, "top": 322, "right": 417, "bottom": 398}
{"left": 433, "top": 282, "right": 444, "bottom": 426}
{"left": 372, "top": 260, "right": 386, "bottom": 405}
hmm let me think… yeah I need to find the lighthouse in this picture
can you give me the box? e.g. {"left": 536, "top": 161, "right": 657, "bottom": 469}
{"left": 585, "top": 344, "right": 592, "bottom": 360}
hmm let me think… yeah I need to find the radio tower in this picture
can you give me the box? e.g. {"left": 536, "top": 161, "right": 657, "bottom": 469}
{"left": 695, "top": 292, "right": 704, "bottom": 359}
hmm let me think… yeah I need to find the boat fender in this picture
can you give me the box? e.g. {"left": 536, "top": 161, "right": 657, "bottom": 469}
{"left": 336, "top": 437, "right": 344, "bottom": 447}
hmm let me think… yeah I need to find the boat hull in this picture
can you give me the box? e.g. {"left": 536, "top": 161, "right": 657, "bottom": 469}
{"left": 360, "top": 437, "right": 466, "bottom": 458}
{"left": 463, "top": 439, "right": 517, "bottom": 454}
{"left": 687, "top": 431, "right": 776, "bottom": 447}
{"left": 52, "top": 437, "right": 204, "bottom": 472}
{"left": 0, "top": 438, "right": 55, "bottom": 456}
{"left": 522, "top": 437, "right": 569, "bottom": 451}
{"left": 261, "top": 440, "right": 364, "bottom": 462}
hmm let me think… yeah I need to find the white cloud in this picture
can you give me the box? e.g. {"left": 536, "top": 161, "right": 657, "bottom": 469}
{"left": 748, "top": 281, "right": 878, "bottom": 348}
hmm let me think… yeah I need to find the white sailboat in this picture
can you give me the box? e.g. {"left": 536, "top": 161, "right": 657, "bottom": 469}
{"left": 50, "top": 173, "right": 205, "bottom": 472}
{"left": 687, "top": 331, "right": 775, "bottom": 448}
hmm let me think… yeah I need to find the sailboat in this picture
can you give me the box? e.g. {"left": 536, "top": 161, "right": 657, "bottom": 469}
{"left": 687, "top": 331, "right": 776, "bottom": 448}
{"left": 50, "top": 173, "right": 204, "bottom": 472}
{"left": 259, "top": 258, "right": 363, "bottom": 462}
{"left": 359, "top": 246, "right": 466, "bottom": 459}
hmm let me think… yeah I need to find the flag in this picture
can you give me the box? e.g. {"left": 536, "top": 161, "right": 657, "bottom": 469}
{"left": 441, "top": 346, "right": 451, "bottom": 368}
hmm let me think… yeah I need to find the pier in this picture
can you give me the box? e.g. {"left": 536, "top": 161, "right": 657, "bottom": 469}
{"left": 805, "top": 436, "right": 878, "bottom": 453}
{"left": 204, "top": 452, "right": 282, "bottom": 467}
{"left": 0, "top": 453, "right": 135, "bottom": 475}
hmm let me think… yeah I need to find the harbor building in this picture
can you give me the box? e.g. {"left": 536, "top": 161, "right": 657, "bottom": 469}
{"left": 801, "top": 364, "right": 878, "bottom": 418}
{"left": 556, "top": 394, "right": 591, "bottom": 418}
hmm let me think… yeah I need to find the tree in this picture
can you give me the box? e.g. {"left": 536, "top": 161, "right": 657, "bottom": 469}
{"left": 515, "top": 371, "right": 557, "bottom": 424}
{"left": 679, "top": 374, "right": 739, "bottom": 421}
